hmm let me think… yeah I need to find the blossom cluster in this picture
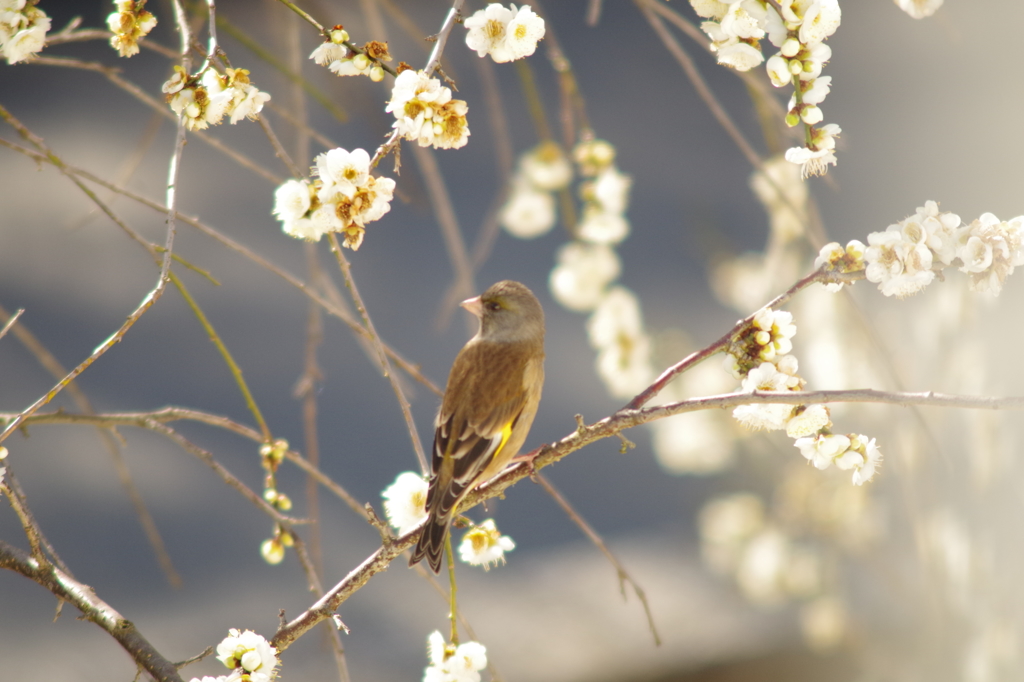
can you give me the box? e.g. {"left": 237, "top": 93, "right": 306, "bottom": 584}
{"left": 309, "top": 27, "right": 388, "bottom": 82}
{"left": 796, "top": 432, "right": 881, "bottom": 486}
{"left": 385, "top": 68, "right": 470, "bottom": 150}
{"left": 727, "top": 307, "right": 882, "bottom": 485}
{"left": 424, "top": 631, "right": 488, "bottom": 682}
{"left": 523, "top": 138, "right": 652, "bottom": 398}
{"left": 691, "top": 0, "right": 842, "bottom": 177}
{"left": 162, "top": 66, "right": 271, "bottom": 131}
{"left": 816, "top": 201, "right": 1024, "bottom": 298}
{"left": 699, "top": 488, "right": 856, "bottom": 650}
{"left": 380, "top": 472, "right": 517, "bottom": 569}
{"left": 0, "top": 0, "right": 49, "bottom": 64}
{"left": 464, "top": 3, "right": 545, "bottom": 63}
{"left": 107, "top": 0, "right": 157, "bottom": 58}
{"left": 272, "top": 147, "right": 396, "bottom": 249}
{"left": 500, "top": 141, "right": 572, "bottom": 239}
{"left": 186, "top": 629, "right": 280, "bottom": 682}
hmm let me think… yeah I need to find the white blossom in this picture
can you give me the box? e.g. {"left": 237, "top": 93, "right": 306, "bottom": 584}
{"left": 895, "top": 0, "right": 943, "bottom": 19}
{"left": 504, "top": 4, "right": 546, "bottom": 61}
{"left": 785, "top": 404, "right": 830, "bottom": 438}
{"left": 864, "top": 228, "right": 935, "bottom": 297}
{"left": 689, "top": 0, "right": 729, "bottom": 20}
{"left": 382, "top": 472, "right": 428, "bottom": 536}
{"left": 309, "top": 41, "right": 348, "bottom": 66}
{"left": 464, "top": 3, "right": 513, "bottom": 59}
{"left": 720, "top": 0, "right": 766, "bottom": 40}
{"left": 798, "top": 0, "right": 841, "bottom": 45}
{"left": 459, "top": 519, "right": 515, "bottom": 569}
{"left": 732, "top": 362, "right": 795, "bottom": 431}
{"left": 587, "top": 287, "right": 654, "bottom": 398}
{"left": 107, "top": 0, "right": 157, "bottom": 58}
{"left": 956, "top": 212, "right": 1024, "bottom": 295}
{"left": 519, "top": 141, "right": 572, "bottom": 191}
{"left": 0, "top": 0, "right": 49, "bottom": 64}
{"left": 785, "top": 123, "right": 840, "bottom": 178}
{"left": 273, "top": 178, "right": 313, "bottom": 225}
{"left": 549, "top": 242, "right": 621, "bottom": 311}
{"left": 424, "top": 631, "right": 488, "bottom": 682}
{"left": 500, "top": 182, "right": 556, "bottom": 239}
{"left": 795, "top": 432, "right": 850, "bottom": 470}
{"left": 577, "top": 207, "right": 629, "bottom": 245}
{"left": 315, "top": 147, "right": 371, "bottom": 200}
{"left": 464, "top": 3, "right": 544, "bottom": 63}
{"left": 751, "top": 307, "right": 796, "bottom": 360}
{"left": 385, "top": 70, "right": 469, "bottom": 149}
{"left": 715, "top": 40, "right": 764, "bottom": 71}
{"left": 215, "top": 629, "right": 279, "bottom": 682}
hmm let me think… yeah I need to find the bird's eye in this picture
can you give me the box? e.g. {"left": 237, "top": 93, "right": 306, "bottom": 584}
{"left": 488, "top": 301, "right": 502, "bottom": 312}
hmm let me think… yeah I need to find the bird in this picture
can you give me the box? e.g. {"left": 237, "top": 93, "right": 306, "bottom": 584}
{"left": 409, "top": 280, "right": 545, "bottom": 573}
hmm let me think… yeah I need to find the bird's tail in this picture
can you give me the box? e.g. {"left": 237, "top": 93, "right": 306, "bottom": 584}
{"left": 409, "top": 510, "right": 451, "bottom": 573}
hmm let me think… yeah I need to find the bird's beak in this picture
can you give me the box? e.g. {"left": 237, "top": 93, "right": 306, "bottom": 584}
{"left": 461, "top": 295, "right": 484, "bottom": 318}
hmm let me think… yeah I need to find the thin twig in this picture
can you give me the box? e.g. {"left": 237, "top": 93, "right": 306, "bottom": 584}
{"left": 0, "top": 304, "right": 182, "bottom": 587}
{"left": 169, "top": 272, "right": 272, "bottom": 441}
{"left": 0, "top": 138, "right": 442, "bottom": 397}
{"left": 0, "top": 541, "right": 184, "bottom": 682}
{"left": 534, "top": 474, "right": 661, "bottom": 645}
{"left": 327, "top": 234, "right": 429, "bottom": 474}
{"left": 626, "top": 267, "right": 829, "bottom": 410}
{"left": 637, "top": 0, "right": 762, "bottom": 169}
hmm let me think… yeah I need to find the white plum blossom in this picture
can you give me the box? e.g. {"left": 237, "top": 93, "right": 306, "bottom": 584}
{"left": 459, "top": 519, "right": 515, "bottom": 569}
{"left": 955, "top": 212, "right": 1024, "bottom": 295}
{"left": 751, "top": 307, "right": 796, "bottom": 361}
{"left": 587, "top": 287, "right": 654, "bottom": 398}
{"left": 814, "top": 239, "right": 866, "bottom": 291}
{"left": 690, "top": 0, "right": 729, "bottom": 20}
{"left": 795, "top": 432, "right": 851, "bottom": 470}
{"left": 786, "top": 404, "right": 831, "bottom": 438}
{"left": 382, "top": 472, "right": 428, "bottom": 535}
{"left": 732, "top": 362, "right": 797, "bottom": 431}
{"left": 504, "top": 4, "right": 546, "bottom": 60}
{"left": 500, "top": 182, "right": 556, "bottom": 238}
{"left": 800, "top": 76, "right": 832, "bottom": 105}
{"left": 107, "top": 0, "right": 157, "bottom": 57}
{"left": 274, "top": 148, "right": 395, "bottom": 249}
{"left": 589, "top": 165, "right": 632, "bottom": 215}
{"left": 0, "top": 0, "right": 49, "bottom": 64}
{"left": 577, "top": 206, "right": 629, "bottom": 245}
{"left": 464, "top": 3, "right": 545, "bottom": 63}
{"left": 519, "top": 141, "right": 572, "bottom": 191}
{"left": 795, "top": 433, "right": 882, "bottom": 485}
{"left": 715, "top": 40, "right": 764, "bottom": 71}
{"left": 316, "top": 147, "right": 371, "bottom": 199}
{"left": 786, "top": 122, "right": 841, "bottom": 178}
{"left": 309, "top": 40, "right": 348, "bottom": 66}
{"left": 864, "top": 226, "right": 936, "bottom": 298}
{"left": 424, "top": 631, "right": 488, "bottom": 682}
{"left": 573, "top": 138, "right": 616, "bottom": 176}
{"left": 720, "top": 0, "right": 766, "bottom": 40}
{"left": 895, "top": 0, "right": 943, "bottom": 19}
{"left": 385, "top": 69, "right": 470, "bottom": 149}
{"left": 215, "top": 629, "right": 279, "bottom": 682}
{"left": 799, "top": 0, "right": 841, "bottom": 45}
{"left": 549, "top": 242, "right": 621, "bottom": 311}
{"left": 847, "top": 434, "right": 882, "bottom": 485}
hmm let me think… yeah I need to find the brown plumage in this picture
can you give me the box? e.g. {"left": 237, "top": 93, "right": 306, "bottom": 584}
{"left": 409, "top": 280, "right": 545, "bottom": 573}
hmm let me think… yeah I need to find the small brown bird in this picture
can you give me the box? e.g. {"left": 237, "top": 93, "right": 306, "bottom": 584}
{"left": 409, "top": 280, "right": 545, "bottom": 573}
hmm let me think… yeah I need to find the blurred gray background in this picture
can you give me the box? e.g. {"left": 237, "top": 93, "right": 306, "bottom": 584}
{"left": 2, "top": 1, "right": 1023, "bottom": 680}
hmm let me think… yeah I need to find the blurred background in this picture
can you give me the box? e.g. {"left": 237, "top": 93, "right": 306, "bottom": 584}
{"left": 1, "top": 1, "right": 1023, "bottom": 680}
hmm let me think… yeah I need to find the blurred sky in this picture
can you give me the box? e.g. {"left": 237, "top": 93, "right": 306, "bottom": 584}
{"left": 2, "top": 1, "right": 1024, "bottom": 681}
